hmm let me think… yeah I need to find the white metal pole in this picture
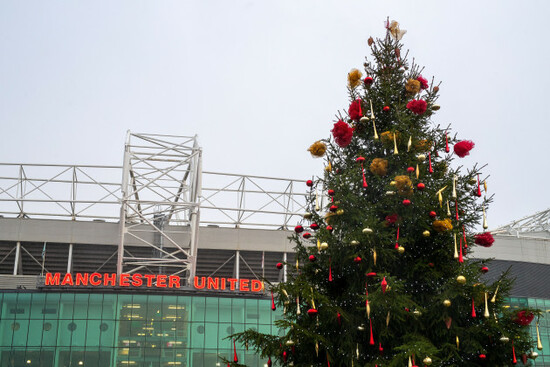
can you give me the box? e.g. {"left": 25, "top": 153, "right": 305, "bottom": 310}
{"left": 13, "top": 241, "right": 21, "bottom": 275}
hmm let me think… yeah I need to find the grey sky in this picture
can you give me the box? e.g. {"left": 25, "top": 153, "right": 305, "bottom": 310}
{"left": 1, "top": 1, "right": 548, "bottom": 228}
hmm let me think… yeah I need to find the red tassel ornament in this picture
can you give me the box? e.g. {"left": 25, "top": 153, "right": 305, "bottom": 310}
{"left": 459, "top": 238, "right": 464, "bottom": 263}
{"left": 271, "top": 290, "right": 276, "bottom": 311}
{"left": 369, "top": 318, "right": 375, "bottom": 345}
{"left": 337, "top": 312, "right": 342, "bottom": 326}
{"left": 445, "top": 132, "right": 450, "bottom": 153}
{"left": 454, "top": 140, "right": 475, "bottom": 158}
{"left": 476, "top": 174, "right": 482, "bottom": 197}
{"left": 329, "top": 258, "right": 333, "bottom": 282}
{"left": 512, "top": 342, "right": 517, "bottom": 364}
{"left": 455, "top": 201, "right": 459, "bottom": 221}
{"left": 428, "top": 152, "right": 433, "bottom": 174}
{"left": 395, "top": 226, "right": 400, "bottom": 249}
{"left": 471, "top": 297, "right": 476, "bottom": 318}
{"left": 233, "top": 340, "right": 238, "bottom": 363}
{"left": 283, "top": 350, "right": 288, "bottom": 362}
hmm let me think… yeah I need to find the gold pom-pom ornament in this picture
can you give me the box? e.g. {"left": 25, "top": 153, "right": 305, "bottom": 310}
{"left": 380, "top": 131, "right": 399, "bottom": 145}
{"left": 308, "top": 141, "right": 327, "bottom": 158}
{"left": 370, "top": 158, "right": 388, "bottom": 176}
{"left": 394, "top": 175, "right": 413, "bottom": 196}
{"left": 348, "top": 68, "right": 363, "bottom": 88}
{"left": 432, "top": 218, "right": 453, "bottom": 232}
{"left": 405, "top": 79, "right": 421, "bottom": 94}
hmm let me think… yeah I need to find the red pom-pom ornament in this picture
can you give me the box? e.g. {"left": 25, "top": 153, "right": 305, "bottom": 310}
{"left": 348, "top": 99, "right": 363, "bottom": 120}
{"left": 474, "top": 232, "right": 495, "bottom": 247}
{"left": 385, "top": 213, "right": 398, "bottom": 225}
{"left": 406, "top": 99, "right": 427, "bottom": 115}
{"left": 417, "top": 183, "right": 425, "bottom": 190}
{"left": 331, "top": 119, "right": 354, "bottom": 147}
{"left": 417, "top": 75, "right": 429, "bottom": 90}
{"left": 513, "top": 310, "right": 534, "bottom": 326}
{"left": 453, "top": 140, "right": 475, "bottom": 158}
{"left": 294, "top": 225, "right": 304, "bottom": 233}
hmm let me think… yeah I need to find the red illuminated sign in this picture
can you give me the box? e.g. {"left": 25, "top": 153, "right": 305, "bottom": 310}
{"left": 43, "top": 273, "right": 263, "bottom": 292}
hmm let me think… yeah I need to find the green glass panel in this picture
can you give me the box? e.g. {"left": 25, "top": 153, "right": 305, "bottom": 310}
{"left": 88, "top": 293, "right": 104, "bottom": 320}
{"left": 205, "top": 297, "right": 218, "bottom": 322}
{"left": 191, "top": 296, "right": 205, "bottom": 321}
{"left": 26, "top": 319, "right": 43, "bottom": 347}
{"left": 59, "top": 293, "right": 76, "bottom": 319}
{"left": 11, "top": 319, "right": 29, "bottom": 347}
{"left": 99, "top": 320, "right": 115, "bottom": 347}
{"left": 40, "top": 318, "right": 58, "bottom": 347}
{"left": 1, "top": 293, "right": 17, "bottom": 320}
{"left": 115, "top": 294, "right": 133, "bottom": 320}
{"left": 87, "top": 319, "right": 102, "bottom": 347}
{"left": 219, "top": 297, "right": 232, "bottom": 322}
{"left": 258, "top": 300, "right": 272, "bottom": 324}
{"left": 29, "top": 294, "right": 46, "bottom": 320}
{"left": 42, "top": 293, "right": 60, "bottom": 321}
{"left": 102, "top": 293, "right": 116, "bottom": 320}
{"left": 204, "top": 322, "right": 218, "bottom": 348}
{"left": 74, "top": 293, "right": 90, "bottom": 320}
{"left": 232, "top": 298, "right": 245, "bottom": 324}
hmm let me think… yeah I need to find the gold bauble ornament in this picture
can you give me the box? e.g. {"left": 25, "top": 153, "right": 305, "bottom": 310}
{"left": 285, "top": 339, "right": 295, "bottom": 346}
{"left": 360, "top": 116, "right": 370, "bottom": 122}
{"left": 432, "top": 104, "right": 441, "bottom": 111}
{"left": 456, "top": 275, "right": 466, "bottom": 284}
{"left": 530, "top": 351, "right": 539, "bottom": 360}
{"left": 443, "top": 299, "right": 451, "bottom": 307}
{"left": 386, "top": 191, "right": 396, "bottom": 196}
{"left": 362, "top": 228, "right": 373, "bottom": 234}
{"left": 303, "top": 212, "right": 312, "bottom": 219}
{"left": 413, "top": 310, "right": 422, "bottom": 316}
{"left": 417, "top": 154, "right": 426, "bottom": 161}
{"left": 320, "top": 242, "right": 328, "bottom": 250}
{"left": 350, "top": 240, "right": 360, "bottom": 246}
{"left": 500, "top": 336, "right": 509, "bottom": 343}
{"left": 390, "top": 181, "right": 397, "bottom": 186}
{"left": 422, "top": 230, "right": 431, "bottom": 237}
{"left": 336, "top": 209, "right": 344, "bottom": 215}
{"left": 397, "top": 246, "right": 405, "bottom": 254}
{"left": 422, "top": 357, "right": 432, "bottom": 365}
{"left": 357, "top": 325, "right": 365, "bottom": 331}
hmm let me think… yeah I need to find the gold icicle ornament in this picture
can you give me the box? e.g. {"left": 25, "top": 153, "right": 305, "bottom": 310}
{"left": 453, "top": 233, "right": 459, "bottom": 259}
{"left": 315, "top": 189, "right": 320, "bottom": 211}
{"left": 447, "top": 200, "right": 452, "bottom": 216}
{"left": 491, "top": 284, "right": 499, "bottom": 303}
{"left": 408, "top": 356, "right": 413, "bottom": 367}
{"left": 325, "top": 160, "right": 332, "bottom": 173}
{"left": 282, "top": 289, "right": 289, "bottom": 298}
{"left": 310, "top": 287, "right": 316, "bottom": 309}
{"left": 317, "top": 239, "right": 321, "bottom": 252}
{"left": 416, "top": 164, "right": 419, "bottom": 179}
{"left": 407, "top": 136, "right": 412, "bottom": 152}
{"left": 484, "top": 180, "right": 488, "bottom": 192}
{"left": 373, "top": 249, "right": 377, "bottom": 266}
{"left": 366, "top": 301, "right": 371, "bottom": 318}
{"left": 370, "top": 100, "right": 379, "bottom": 140}
{"left": 436, "top": 186, "right": 448, "bottom": 207}
{"left": 537, "top": 322, "right": 543, "bottom": 350}
{"left": 484, "top": 292, "right": 490, "bottom": 318}
{"left": 482, "top": 205, "right": 488, "bottom": 229}
{"left": 296, "top": 258, "right": 299, "bottom": 271}
{"left": 296, "top": 296, "right": 301, "bottom": 315}
{"left": 315, "top": 341, "right": 319, "bottom": 357}
{"left": 356, "top": 344, "right": 360, "bottom": 359}
{"left": 386, "top": 311, "right": 391, "bottom": 327}
{"left": 393, "top": 134, "right": 399, "bottom": 155}
{"left": 456, "top": 336, "right": 460, "bottom": 349}
{"left": 452, "top": 175, "right": 457, "bottom": 199}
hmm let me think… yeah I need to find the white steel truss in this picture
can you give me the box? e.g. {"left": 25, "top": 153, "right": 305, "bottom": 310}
{"left": 493, "top": 207, "right": 550, "bottom": 235}
{"left": 117, "top": 132, "right": 202, "bottom": 283}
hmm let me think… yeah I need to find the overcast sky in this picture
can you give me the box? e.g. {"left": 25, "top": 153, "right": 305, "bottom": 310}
{"left": 1, "top": 1, "right": 548, "bottom": 229}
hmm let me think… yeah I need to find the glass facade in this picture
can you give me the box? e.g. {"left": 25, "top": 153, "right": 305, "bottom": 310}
{"left": 0, "top": 292, "right": 281, "bottom": 367}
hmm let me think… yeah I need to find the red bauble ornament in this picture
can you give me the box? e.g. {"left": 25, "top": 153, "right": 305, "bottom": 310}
{"left": 276, "top": 262, "right": 283, "bottom": 270}
{"left": 294, "top": 225, "right": 304, "bottom": 233}
{"left": 307, "top": 308, "right": 318, "bottom": 317}
{"left": 429, "top": 211, "right": 437, "bottom": 218}
{"left": 475, "top": 232, "right": 495, "bottom": 247}
{"left": 402, "top": 199, "right": 411, "bottom": 206}
{"left": 366, "top": 272, "right": 377, "bottom": 277}
{"left": 354, "top": 256, "right": 362, "bottom": 263}
{"left": 428, "top": 262, "right": 435, "bottom": 267}
{"left": 407, "top": 166, "right": 415, "bottom": 173}
{"left": 329, "top": 205, "right": 338, "bottom": 212}
{"left": 309, "top": 255, "right": 316, "bottom": 262}
{"left": 479, "top": 354, "right": 486, "bottom": 360}
{"left": 302, "top": 232, "right": 311, "bottom": 239}
{"left": 417, "top": 182, "right": 425, "bottom": 190}
{"left": 326, "top": 225, "right": 333, "bottom": 232}
{"left": 513, "top": 310, "right": 534, "bottom": 326}
{"left": 306, "top": 179, "right": 313, "bottom": 187}
{"left": 383, "top": 106, "right": 390, "bottom": 112}
{"left": 328, "top": 189, "right": 335, "bottom": 196}
{"left": 364, "top": 77, "right": 374, "bottom": 85}
{"left": 310, "top": 223, "right": 319, "bottom": 230}
{"left": 481, "top": 266, "right": 489, "bottom": 273}
{"left": 453, "top": 140, "right": 475, "bottom": 158}
{"left": 267, "top": 357, "right": 272, "bottom": 367}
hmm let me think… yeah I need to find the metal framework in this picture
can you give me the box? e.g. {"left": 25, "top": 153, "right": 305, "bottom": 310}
{"left": 0, "top": 131, "right": 308, "bottom": 284}
{"left": 493, "top": 207, "right": 550, "bottom": 235}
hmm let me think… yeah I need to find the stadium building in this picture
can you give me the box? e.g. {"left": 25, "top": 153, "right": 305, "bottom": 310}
{"left": 0, "top": 132, "right": 548, "bottom": 366}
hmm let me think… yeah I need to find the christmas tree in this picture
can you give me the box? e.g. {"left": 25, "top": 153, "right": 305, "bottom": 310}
{"left": 228, "top": 20, "right": 540, "bottom": 367}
